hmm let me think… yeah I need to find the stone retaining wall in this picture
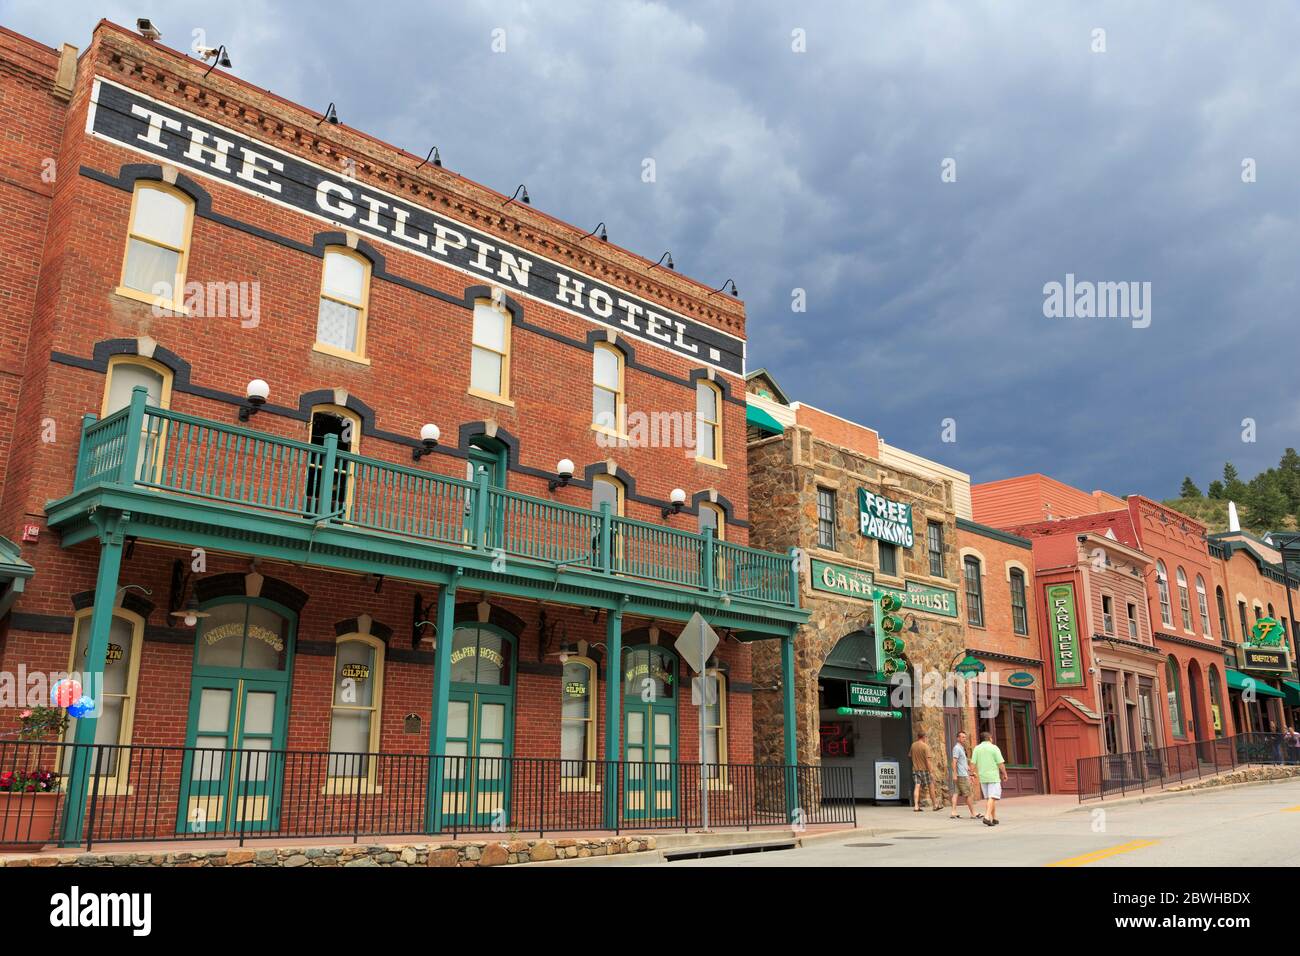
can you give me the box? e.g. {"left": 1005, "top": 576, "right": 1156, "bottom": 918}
{"left": 0, "top": 835, "right": 656, "bottom": 868}
{"left": 1167, "top": 764, "right": 1300, "bottom": 793}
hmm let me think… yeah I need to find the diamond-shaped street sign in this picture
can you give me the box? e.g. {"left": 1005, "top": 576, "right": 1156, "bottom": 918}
{"left": 675, "top": 611, "right": 719, "bottom": 675}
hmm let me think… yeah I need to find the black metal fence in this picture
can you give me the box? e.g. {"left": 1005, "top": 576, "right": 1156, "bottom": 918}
{"left": 0, "top": 740, "right": 856, "bottom": 850}
{"left": 1076, "top": 732, "right": 1300, "bottom": 802}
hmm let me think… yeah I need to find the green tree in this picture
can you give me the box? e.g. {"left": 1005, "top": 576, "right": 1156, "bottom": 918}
{"left": 1277, "top": 448, "right": 1300, "bottom": 514}
{"left": 1179, "top": 477, "right": 1201, "bottom": 498}
{"left": 1245, "top": 473, "right": 1289, "bottom": 531}
{"left": 1208, "top": 480, "right": 1225, "bottom": 499}
{"left": 1223, "top": 462, "right": 1248, "bottom": 502}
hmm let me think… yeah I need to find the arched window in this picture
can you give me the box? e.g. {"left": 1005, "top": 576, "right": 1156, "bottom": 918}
{"left": 63, "top": 608, "right": 145, "bottom": 792}
{"left": 1009, "top": 568, "right": 1028, "bottom": 635}
{"left": 963, "top": 556, "right": 984, "bottom": 628}
{"left": 592, "top": 474, "right": 624, "bottom": 517}
{"left": 560, "top": 656, "right": 597, "bottom": 787}
{"left": 1156, "top": 561, "right": 1172, "bottom": 626}
{"left": 697, "top": 502, "right": 725, "bottom": 541}
{"left": 1195, "top": 575, "right": 1211, "bottom": 636}
{"left": 103, "top": 355, "right": 172, "bottom": 415}
{"left": 703, "top": 670, "right": 728, "bottom": 786}
{"left": 1176, "top": 567, "right": 1192, "bottom": 631}
{"left": 1165, "top": 655, "right": 1184, "bottom": 738}
{"left": 1208, "top": 664, "right": 1225, "bottom": 738}
{"left": 470, "top": 297, "right": 511, "bottom": 402}
{"left": 118, "top": 181, "right": 194, "bottom": 311}
{"left": 592, "top": 343, "right": 625, "bottom": 435}
{"left": 308, "top": 404, "right": 362, "bottom": 517}
{"left": 695, "top": 381, "right": 723, "bottom": 466}
{"left": 315, "top": 247, "right": 371, "bottom": 361}
{"left": 328, "top": 634, "right": 385, "bottom": 787}
{"left": 1216, "top": 587, "right": 1229, "bottom": 641}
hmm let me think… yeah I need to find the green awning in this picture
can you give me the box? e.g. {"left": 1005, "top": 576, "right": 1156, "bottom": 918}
{"left": 1226, "top": 669, "right": 1286, "bottom": 699}
{"left": 0, "top": 534, "right": 34, "bottom": 618}
{"left": 1284, "top": 680, "right": 1300, "bottom": 707}
{"left": 746, "top": 403, "right": 784, "bottom": 436}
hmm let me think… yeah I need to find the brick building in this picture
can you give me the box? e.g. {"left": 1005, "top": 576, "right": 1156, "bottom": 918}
{"left": 953, "top": 519, "right": 1045, "bottom": 795}
{"left": 745, "top": 372, "right": 970, "bottom": 803}
{"left": 0, "top": 20, "right": 808, "bottom": 844}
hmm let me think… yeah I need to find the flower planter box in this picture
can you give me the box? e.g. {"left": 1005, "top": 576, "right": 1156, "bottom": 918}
{"left": 0, "top": 791, "right": 62, "bottom": 851}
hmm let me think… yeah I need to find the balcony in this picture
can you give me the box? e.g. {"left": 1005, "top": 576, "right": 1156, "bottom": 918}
{"left": 54, "top": 391, "right": 800, "bottom": 614}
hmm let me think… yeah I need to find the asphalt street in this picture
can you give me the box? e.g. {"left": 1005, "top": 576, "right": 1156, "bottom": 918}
{"left": 665, "top": 779, "right": 1300, "bottom": 867}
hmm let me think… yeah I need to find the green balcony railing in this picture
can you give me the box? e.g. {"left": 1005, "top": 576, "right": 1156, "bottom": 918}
{"left": 70, "top": 389, "right": 799, "bottom": 607}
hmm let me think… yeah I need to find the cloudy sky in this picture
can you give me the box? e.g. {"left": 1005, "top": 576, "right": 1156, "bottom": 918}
{"left": 7, "top": 1, "right": 1296, "bottom": 498}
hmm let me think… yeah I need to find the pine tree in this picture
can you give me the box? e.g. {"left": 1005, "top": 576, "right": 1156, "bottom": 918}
{"left": 1179, "top": 477, "right": 1201, "bottom": 498}
{"left": 1208, "top": 480, "right": 1225, "bottom": 499}
{"left": 1245, "top": 473, "right": 1289, "bottom": 531}
{"left": 1278, "top": 448, "right": 1300, "bottom": 514}
{"left": 1223, "top": 462, "right": 1249, "bottom": 502}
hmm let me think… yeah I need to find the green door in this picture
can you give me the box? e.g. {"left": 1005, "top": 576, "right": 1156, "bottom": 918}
{"left": 177, "top": 598, "right": 295, "bottom": 835}
{"left": 441, "top": 624, "right": 515, "bottom": 829}
{"left": 622, "top": 646, "right": 678, "bottom": 821}
{"left": 466, "top": 438, "right": 507, "bottom": 548}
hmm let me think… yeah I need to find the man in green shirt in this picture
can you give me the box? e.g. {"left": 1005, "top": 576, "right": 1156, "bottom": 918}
{"left": 969, "top": 731, "right": 1008, "bottom": 826}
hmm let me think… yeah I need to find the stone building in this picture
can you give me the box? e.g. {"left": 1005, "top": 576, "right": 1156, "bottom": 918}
{"left": 746, "top": 372, "right": 969, "bottom": 802}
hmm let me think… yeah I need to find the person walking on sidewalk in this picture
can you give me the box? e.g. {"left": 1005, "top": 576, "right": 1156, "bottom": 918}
{"left": 909, "top": 730, "right": 942, "bottom": 811}
{"left": 970, "top": 731, "right": 1008, "bottom": 826}
{"left": 949, "top": 730, "right": 981, "bottom": 820}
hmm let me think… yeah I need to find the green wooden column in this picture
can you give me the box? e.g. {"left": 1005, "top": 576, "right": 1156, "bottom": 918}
{"left": 59, "top": 517, "right": 127, "bottom": 846}
{"left": 425, "top": 574, "right": 459, "bottom": 834}
{"left": 781, "top": 630, "right": 799, "bottom": 820}
{"left": 602, "top": 603, "right": 624, "bottom": 829}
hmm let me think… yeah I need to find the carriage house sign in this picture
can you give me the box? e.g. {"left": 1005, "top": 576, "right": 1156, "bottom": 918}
{"left": 857, "top": 489, "right": 915, "bottom": 548}
{"left": 85, "top": 78, "right": 745, "bottom": 374}
{"left": 809, "top": 558, "right": 958, "bottom": 618}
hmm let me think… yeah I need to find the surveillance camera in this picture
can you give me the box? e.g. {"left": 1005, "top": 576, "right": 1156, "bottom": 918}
{"left": 136, "top": 19, "right": 162, "bottom": 41}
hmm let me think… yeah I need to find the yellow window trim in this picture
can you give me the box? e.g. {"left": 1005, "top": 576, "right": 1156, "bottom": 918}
{"left": 704, "top": 671, "right": 729, "bottom": 788}
{"left": 698, "top": 503, "right": 725, "bottom": 542}
{"left": 326, "top": 632, "right": 385, "bottom": 790}
{"left": 101, "top": 355, "right": 174, "bottom": 417}
{"left": 560, "top": 655, "right": 599, "bottom": 789}
{"left": 695, "top": 456, "right": 728, "bottom": 470}
{"left": 696, "top": 380, "right": 724, "bottom": 467}
{"left": 316, "top": 246, "right": 371, "bottom": 361}
{"left": 471, "top": 298, "right": 512, "bottom": 402}
{"left": 118, "top": 181, "right": 195, "bottom": 314}
{"left": 592, "top": 343, "right": 626, "bottom": 435}
{"left": 308, "top": 404, "right": 362, "bottom": 518}
{"left": 61, "top": 607, "right": 146, "bottom": 794}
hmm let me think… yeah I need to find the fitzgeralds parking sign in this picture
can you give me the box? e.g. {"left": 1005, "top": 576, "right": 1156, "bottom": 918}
{"left": 1048, "top": 583, "right": 1083, "bottom": 686}
{"left": 857, "top": 489, "right": 914, "bottom": 548}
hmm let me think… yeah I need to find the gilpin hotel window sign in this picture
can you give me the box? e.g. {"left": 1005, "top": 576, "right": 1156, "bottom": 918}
{"left": 85, "top": 78, "right": 744, "bottom": 374}
{"left": 857, "top": 489, "right": 915, "bottom": 548}
{"left": 1047, "top": 583, "right": 1083, "bottom": 686}
{"left": 809, "top": 558, "right": 958, "bottom": 618}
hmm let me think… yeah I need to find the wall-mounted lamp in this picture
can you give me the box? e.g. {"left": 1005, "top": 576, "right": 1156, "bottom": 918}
{"left": 503, "top": 184, "right": 530, "bottom": 206}
{"left": 199, "top": 45, "right": 232, "bottom": 76}
{"left": 648, "top": 251, "right": 674, "bottom": 272}
{"left": 238, "top": 379, "right": 269, "bottom": 422}
{"left": 417, "top": 146, "right": 442, "bottom": 169}
{"left": 317, "top": 102, "right": 339, "bottom": 125}
{"left": 579, "top": 222, "right": 608, "bottom": 242}
{"left": 412, "top": 423, "right": 441, "bottom": 461}
{"left": 557, "top": 641, "right": 578, "bottom": 665}
{"left": 661, "top": 488, "right": 686, "bottom": 519}
{"left": 169, "top": 596, "right": 211, "bottom": 628}
{"left": 710, "top": 279, "right": 739, "bottom": 297}
{"left": 136, "top": 18, "right": 162, "bottom": 41}
{"left": 548, "top": 459, "right": 575, "bottom": 492}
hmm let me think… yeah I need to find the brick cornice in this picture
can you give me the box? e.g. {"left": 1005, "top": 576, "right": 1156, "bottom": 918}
{"left": 89, "top": 22, "right": 747, "bottom": 343}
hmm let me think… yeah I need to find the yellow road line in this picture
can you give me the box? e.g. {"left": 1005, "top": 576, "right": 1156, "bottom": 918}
{"left": 1046, "top": 839, "right": 1158, "bottom": 867}
{"left": 1281, "top": 805, "right": 1300, "bottom": 812}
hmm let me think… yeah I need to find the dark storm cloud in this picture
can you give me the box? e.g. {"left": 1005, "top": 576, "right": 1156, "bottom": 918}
{"left": 7, "top": 0, "right": 1294, "bottom": 497}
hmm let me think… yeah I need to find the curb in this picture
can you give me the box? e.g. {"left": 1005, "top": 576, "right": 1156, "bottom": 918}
{"left": 1067, "top": 770, "right": 1300, "bottom": 812}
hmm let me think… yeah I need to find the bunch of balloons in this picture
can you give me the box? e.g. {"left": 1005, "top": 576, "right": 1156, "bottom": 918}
{"left": 51, "top": 678, "right": 95, "bottom": 719}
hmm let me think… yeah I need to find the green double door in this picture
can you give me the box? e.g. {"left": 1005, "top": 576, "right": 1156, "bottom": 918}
{"left": 177, "top": 598, "right": 295, "bottom": 835}
{"left": 622, "top": 646, "right": 678, "bottom": 820}
{"left": 441, "top": 624, "right": 516, "bottom": 829}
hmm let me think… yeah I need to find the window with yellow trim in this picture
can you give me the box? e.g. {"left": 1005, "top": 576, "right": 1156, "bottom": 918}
{"left": 470, "top": 298, "right": 511, "bottom": 401}
{"left": 702, "top": 671, "right": 728, "bottom": 785}
{"left": 560, "top": 656, "right": 597, "bottom": 788}
{"left": 118, "top": 182, "right": 194, "bottom": 311}
{"left": 592, "top": 343, "right": 625, "bottom": 435}
{"left": 327, "top": 634, "right": 385, "bottom": 787}
{"left": 315, "top": 247, "right": 371, "bottom": 360}
{"left": 695, "top": 381, "right": 723, "bottom": 464}
{"left": 591, "top": 474, "right": 624, "bottom": 516}
{"left": 697, "top": 502, "right": 725, "bottom": 541}
{"left": 63, "top": 609, "right": 145, "bottom": 793}
{"left": 103, "top": 356, "right": 174, "bottom": 482}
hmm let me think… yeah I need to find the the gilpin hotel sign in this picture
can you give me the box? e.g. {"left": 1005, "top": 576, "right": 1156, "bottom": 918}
{"left": 857, "top": 489, "right": 915, "bottom": 547}
{"left": 810, "top": 558, "right": 958, "bottom": 618}
{"left": 86, "top": 78, "right": 745, "bottom": 374}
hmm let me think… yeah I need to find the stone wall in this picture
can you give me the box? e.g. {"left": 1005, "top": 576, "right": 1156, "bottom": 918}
{"left": 0, "top": 835, "right": 655, "bottom": 868}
